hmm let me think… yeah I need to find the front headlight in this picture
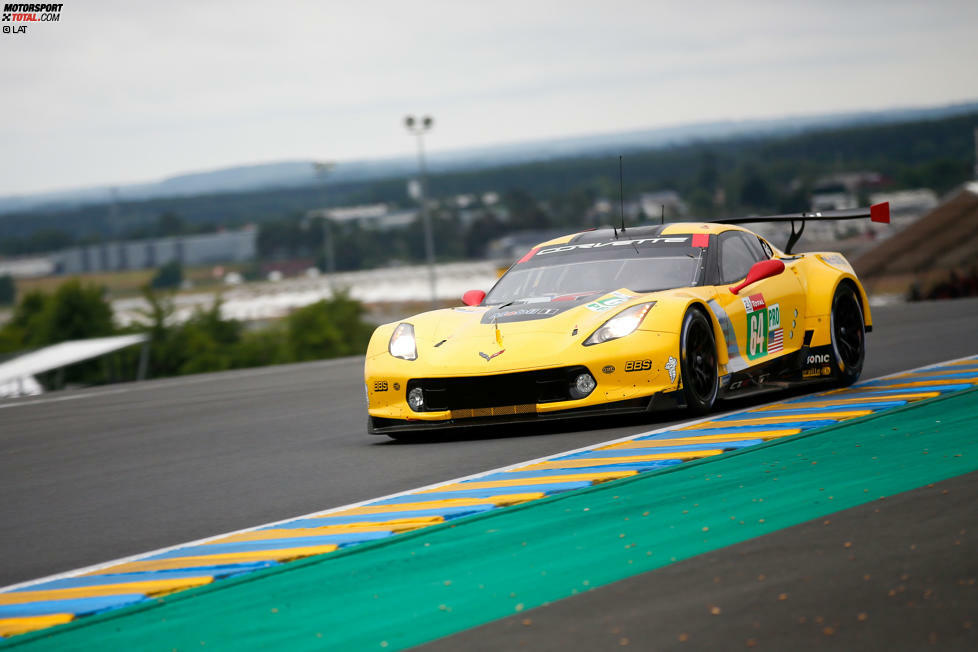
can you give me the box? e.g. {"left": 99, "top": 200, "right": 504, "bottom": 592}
{"left": 389, "top": 323, "right": 417, "bottom": 360}
{"left": 583, "top": 302, "right": 655, "bottom": 346}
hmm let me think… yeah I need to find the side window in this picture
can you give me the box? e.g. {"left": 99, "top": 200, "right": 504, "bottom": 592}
{"left": 719, "top": 232, "right": 765, "bottom": 284}
{"left": 757, "top": 237, "right": 774, "bottom": 259}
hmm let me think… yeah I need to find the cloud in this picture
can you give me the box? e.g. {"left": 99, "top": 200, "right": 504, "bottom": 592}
{"left": 1, "top": 0, "right": 976, "bottom": 194}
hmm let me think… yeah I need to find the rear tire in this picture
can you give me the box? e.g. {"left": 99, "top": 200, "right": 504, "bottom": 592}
{"left": 830, "top": 283, "right": 866, "bottom": 386}
{"left": 680, "top": 308, "right": 718, "bottom": 415}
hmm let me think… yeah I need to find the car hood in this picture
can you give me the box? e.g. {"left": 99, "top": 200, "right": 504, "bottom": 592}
{"left": 405, "top": 289, "right": 664, "bottom": 373}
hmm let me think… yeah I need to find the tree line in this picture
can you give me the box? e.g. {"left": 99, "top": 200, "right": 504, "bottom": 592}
{"left": 1, "top": 111, "right": 975, "bottom": 257}
{"left": 0, "top": 280, "right": 374, "bottom": 387}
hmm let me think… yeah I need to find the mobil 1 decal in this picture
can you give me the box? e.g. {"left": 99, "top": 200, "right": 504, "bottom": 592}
{"left": 742, "top": 294, "right": 782, "bottom": 360}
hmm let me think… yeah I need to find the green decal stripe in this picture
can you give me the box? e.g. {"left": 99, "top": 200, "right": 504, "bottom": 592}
{"left": 7, "top": 388, "right": 977, "bottom": 651}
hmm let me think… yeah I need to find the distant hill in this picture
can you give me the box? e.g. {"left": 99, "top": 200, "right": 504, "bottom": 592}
{"left": 2, "top": 100, "right": 976, "bottom": 216}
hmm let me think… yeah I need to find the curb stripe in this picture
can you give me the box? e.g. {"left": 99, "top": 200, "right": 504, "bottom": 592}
{"left": 3, "top": 353, "right": 976, "bottom": 639}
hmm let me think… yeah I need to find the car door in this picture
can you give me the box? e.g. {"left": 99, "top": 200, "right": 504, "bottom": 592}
{"left": 712, "top": 230, "right": 807, "bottom": 370}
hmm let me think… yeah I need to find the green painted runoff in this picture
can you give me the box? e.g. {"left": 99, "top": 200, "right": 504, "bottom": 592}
{"left": 6, "top": 388, "right": 977, "bottom": 651}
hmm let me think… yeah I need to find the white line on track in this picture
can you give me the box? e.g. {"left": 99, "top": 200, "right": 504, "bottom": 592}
{"left": 0, "top": 356, "right": 363, "bottom": 410}
{"left": 2, "top": 353, "right": 975, "bottom": 594}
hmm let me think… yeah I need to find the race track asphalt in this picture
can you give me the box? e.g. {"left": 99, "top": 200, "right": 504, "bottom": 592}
{"left": 1, "top": 297, "right": 976, "bottom": 589}
{"left": 422, "top": 471, "right": 978, "bottom": 651}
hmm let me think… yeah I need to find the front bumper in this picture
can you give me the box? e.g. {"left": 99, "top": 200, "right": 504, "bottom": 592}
{"left": 364, "top": 330, "right": 682, "bottom": 434}
{"left": 367, "top": 390, "right": 685, "bottom": 435}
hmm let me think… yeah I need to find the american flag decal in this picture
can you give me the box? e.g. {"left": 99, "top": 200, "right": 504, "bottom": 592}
{"left": 768, "top": 328, "right": 784, "bottom": 354}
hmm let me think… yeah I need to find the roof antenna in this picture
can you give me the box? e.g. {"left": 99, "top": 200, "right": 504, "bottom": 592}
{"left": 618, "top": 155, "right": 626, "bottom": 236}
{"left": 660, "top": 204, "right": 665, "bottom": 226}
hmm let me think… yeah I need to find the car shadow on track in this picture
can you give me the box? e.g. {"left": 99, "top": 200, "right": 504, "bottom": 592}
{"left": 374, "top": 382, "right": 838, "bottom": 445}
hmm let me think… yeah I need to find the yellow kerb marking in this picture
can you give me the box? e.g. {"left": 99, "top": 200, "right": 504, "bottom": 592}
{"left": 752, "top": 395, "right": 932, "bottom": 410}
{"left": 520, "top": 450, "right": 723, "bottom": 471}
{"left": 680, "top": 411, "right": 871, "bottom": 429}
{"left": 896, "top": 369, "right": 978, "bottom": 378}
{"left": 822, "top": 389, "right": 941, "bottom": 400}
{"left": 211, "top": 523, "right": 425, "bottom": 543}
{"left": 85, "top": 545, "right": 339, "bottom": 575}
{"left": 419, "top": 471, "right": 638, "bottom": 492}
{"left": 326, "top": 494, "right": 545, "bottom": 516}
{"left": 0, "top": 614, "right": 74, "bottom": 638}
{"left": 602, "top": 432, "right": 800, "bottom": 450}
{"left": 0, "top": 577, "right": 213, "bottom": 605}
{"left": 866, "top": 379, "right": 977, "bottom": 389}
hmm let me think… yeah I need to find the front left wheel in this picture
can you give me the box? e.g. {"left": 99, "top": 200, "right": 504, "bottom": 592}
{"left": 680, "top": 308, "right": 719, "bottom": 415}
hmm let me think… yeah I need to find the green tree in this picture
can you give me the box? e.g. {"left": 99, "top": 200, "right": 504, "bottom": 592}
{"left": 137, "top": 285, "right": 182, "bottom": 377}
{"left": 504, "top": 189, "right": 550, "bottom": 230}
{"left": 28, "top": 281, "right": 115, "bottom": 347}
{"left": 233, "top": 326, "right": 291, "bottom": 368}
{"left": 0, "top": 289, "right": 48, "bottom": 352}
{"left": 738, "top": 165, "right": 774, "bottom": 209}
{"left": 151, "top": 260, "right": 183, "bottom": 289}
{"left": 287, "top": 290, "right": 373, "bottom": 361}
{"left": 0, "top": 275, "right": 15, "bottom": 306}
{"left": 156, "top": 212, "right": 187, "bottom": 237}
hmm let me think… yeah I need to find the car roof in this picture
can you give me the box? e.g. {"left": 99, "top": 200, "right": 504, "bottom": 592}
{"left": 531, "top": 222, "right": 754, "bottom": 248}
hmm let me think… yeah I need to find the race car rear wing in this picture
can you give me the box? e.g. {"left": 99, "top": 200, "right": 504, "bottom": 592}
{"left": 714, "top": 202, "right": 890, "bottom": 254}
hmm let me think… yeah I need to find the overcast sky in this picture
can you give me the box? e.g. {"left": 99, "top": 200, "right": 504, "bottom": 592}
{"left": 1, "top": 0, "right": 976, "bottom": 195}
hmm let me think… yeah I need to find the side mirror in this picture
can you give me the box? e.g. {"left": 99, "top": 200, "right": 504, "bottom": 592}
{"left": 729, "top": 259, "right": 785, "bottom": 295}
{"left": 462, "top": 289, "right": 486, "bottom": 306}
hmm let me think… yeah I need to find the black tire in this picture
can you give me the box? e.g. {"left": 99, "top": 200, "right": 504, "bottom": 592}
{"left": 830, "top": 283, "right": 866, "bottom": 386}
{"left": 680, "top": 308, "right": 719, "bottom": 415}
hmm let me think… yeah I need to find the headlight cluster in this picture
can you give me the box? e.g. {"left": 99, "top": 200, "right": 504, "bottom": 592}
{"left": 388, "top": 323, "right": 417, "bottom": 360}
{"left": 583, "top": 302, "right": 655, "bottom": 346}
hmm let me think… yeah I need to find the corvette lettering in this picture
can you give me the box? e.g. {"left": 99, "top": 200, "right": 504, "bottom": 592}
{"left": 496, "top": 308, "right": 559, "bottom": 317}
{"left": 536, "top": 237, "right": 689, "bottom": 255}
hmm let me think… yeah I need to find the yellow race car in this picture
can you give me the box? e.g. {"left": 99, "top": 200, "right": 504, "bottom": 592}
{"left": 364, "top": 204, "right": 890, "bottom": 437}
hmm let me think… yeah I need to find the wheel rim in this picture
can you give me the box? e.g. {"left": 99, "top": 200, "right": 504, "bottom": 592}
{"left": 833, "top": 291, "right": 864, "bottom": 369}
{"left": 685, "top": 317, "right": 717, "bottom": 401}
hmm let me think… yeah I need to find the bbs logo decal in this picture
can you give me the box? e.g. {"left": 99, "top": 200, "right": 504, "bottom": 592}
{"left": 624, "top": 359, "right": 653, "bottom": 372}
{"left": 373, "top": 381, "right": 389, "bottom": 392}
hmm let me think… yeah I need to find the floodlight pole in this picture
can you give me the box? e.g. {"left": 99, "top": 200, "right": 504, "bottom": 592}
{"left": 312, "top": 161, "right": 336, "bottom": 275}
{"left": 405, "top": 115, "right": 437, "bottom": 309}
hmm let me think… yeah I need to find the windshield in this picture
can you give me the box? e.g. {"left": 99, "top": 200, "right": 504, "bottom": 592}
{"left": 485, "top": 252, "right": 702, "bottom": 305}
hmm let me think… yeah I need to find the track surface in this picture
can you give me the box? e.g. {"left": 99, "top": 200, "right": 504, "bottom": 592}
{"left": 2, "top": 298, "right": 977, "bottom": 588}
{"left": 423, "top": 472, "right": 978, "bottom": 651}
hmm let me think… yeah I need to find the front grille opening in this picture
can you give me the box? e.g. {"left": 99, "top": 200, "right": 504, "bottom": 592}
{"left": 408, "top": 366, "right": 591, "bottom": 412}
